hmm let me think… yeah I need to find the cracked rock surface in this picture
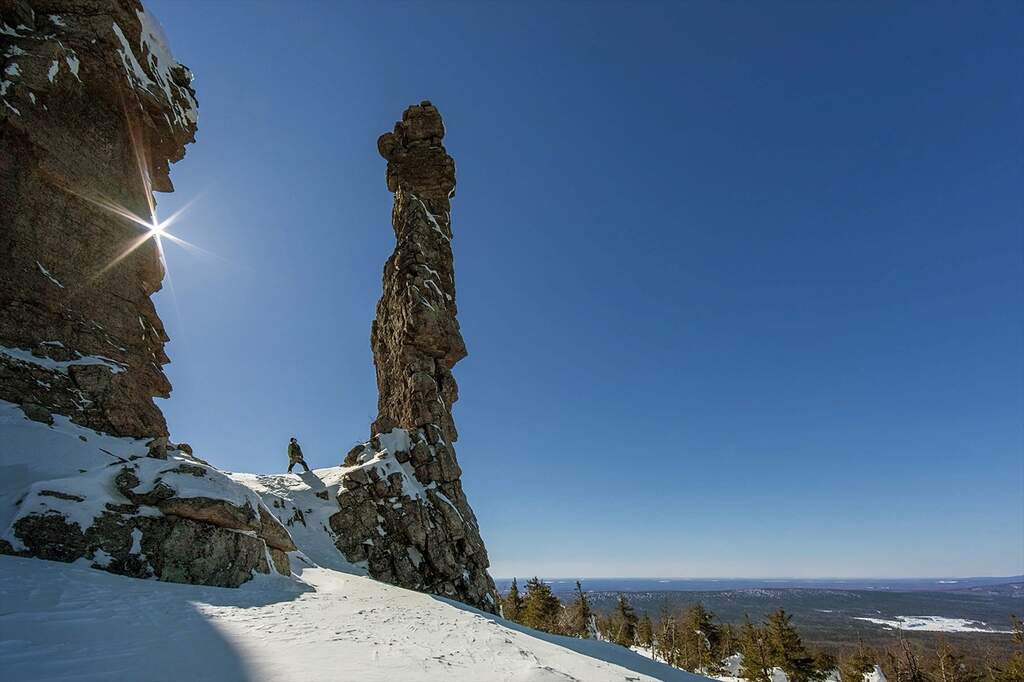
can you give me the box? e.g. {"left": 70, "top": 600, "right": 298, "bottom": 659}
{"left": 332, "top": 102, "right": 499, "bottom": 613}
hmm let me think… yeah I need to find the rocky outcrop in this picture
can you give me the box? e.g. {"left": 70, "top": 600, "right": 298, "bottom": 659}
{"left": 1, "top": 0, "right": 195, "bottom": 438}
{"left": 0, "top": 1, "right": 291, "bottom": 587}
{"left": 332, "top": 103, "right": 499, "bottom": 612}
{"left": 4, "top": 440, "right": 297, "bottom": 586}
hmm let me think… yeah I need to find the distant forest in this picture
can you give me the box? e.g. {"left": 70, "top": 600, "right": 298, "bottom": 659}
{"left": 499, "top": 578, "right": 1024, "bottom": 680}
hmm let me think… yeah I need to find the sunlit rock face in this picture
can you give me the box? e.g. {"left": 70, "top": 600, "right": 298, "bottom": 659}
{"left": 0, "top": 0, "right": 197, "bottom": 439}
{"left": 332, "top": 102, "right": 499, "bottom": 613}
{"left": 0, "top": 1, "right": 293, "bottom": 587}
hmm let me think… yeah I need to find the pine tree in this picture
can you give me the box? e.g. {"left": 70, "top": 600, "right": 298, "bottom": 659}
{"left": 562, "top": 580, "right": 593, "bottom": 638}
{"left": 719, "top": 623, "right": 740, "bottom": 662}
{"left": 988, "top": 615, "right": 1024, "bottom": 682}
{"left": 934, "top": 636, "right": 981, "bottom": 682}
{"left": 613, "top": 594, "right": 639, "bottom": 647}
{"left": 887, "top": 632, "right": 928, "bottom": 682}
{"left": 765, "top": 609, "right": 823, "bottom": 682}
{"left": 656, "top": 607, "right": 680, "bottom": 667}
{"left": 637, "top": 612, "right": 654, "bottom": 651}
{"left": 839, "top": 639, "right": 876, "bottom": 682}
{"left": 522, "top": 577, "right": 562, "bottom": 634}
{"left": 739, "top": 616, "right": 773, "bottom": 682}
{"left": 502, "top": 578, "right": 524, "bottom": 623}
{"left": 678, "top": 604, "right": 722, "bottom": 673}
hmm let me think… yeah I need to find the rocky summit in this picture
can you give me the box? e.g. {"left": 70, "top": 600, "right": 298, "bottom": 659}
{"left": 332, "top": 102, "right": 499, "bottom": 613}
{"left": 0, "top": 3, "right": 496, "bottom": 609}
{"left": 0, "top": 0, "right": 294, "bottom": 586}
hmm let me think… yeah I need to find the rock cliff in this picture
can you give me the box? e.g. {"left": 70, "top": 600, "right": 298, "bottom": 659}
{"left": 0, "top": 0, "right": 293, "bottom": 585}
{"left": 331, "top": 102, "right": 499, "bottom": 612}
{"left": 1, "top": 0, "right": 193, "bottom": 439}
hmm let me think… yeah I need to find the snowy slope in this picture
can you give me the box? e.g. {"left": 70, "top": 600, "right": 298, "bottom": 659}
{"left": 0, "top": 554, "right": 705, "bottom": 682}
{"left": 226, "top": 468, "right": 361, "bottom": 574}
{"left": 0, "top": 401, "right": 706, "bottom": 681}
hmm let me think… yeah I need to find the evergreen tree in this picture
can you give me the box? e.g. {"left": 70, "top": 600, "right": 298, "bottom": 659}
{"left": 562, "top": 580, "right": 593, "bottom": 638}
{"left": 522, "top": 577, "right": 562, "bottom": 634}
{"left": 934, "top": 636, "right": 981, "bottom": 682}
{"left": 739, "top": 615, "right": 774, "bottom": 682}
{"left": 839, "top": 640, "right": 876, "bottom": 682}
{"left": 765, "top": 609, "right": 823, "bottom": 682}
{"left": 613, "top": 594, "right": 639, "bottom": 647}
{"left": 719, "top": 623, "right": 740, "bottom": 662}
{"left": 886, "top": 632, "right": 928, "bottom": 682}
{"left": 637, "top": 612, "right": 654, "bottom": 650}
{"left": 988, "top": 615, "right": 1024, "bottom": 682}
{"left": 656, "top": 607, "right": 680, "bottom": 667}
{"left": 502, "top": 578, "right": 524, "bottom": 623}
{"left": 679, "top": 604, "right": 722, "bottom": 673}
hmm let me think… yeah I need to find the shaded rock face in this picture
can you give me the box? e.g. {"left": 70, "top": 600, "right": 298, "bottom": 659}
{"left": 1, "top": 0, "right": 197, "bottom": 439}
{"left": 333, "top": 103, "right": 499, "bottom": 612}
{"left": 0, "top": 1, "right": 290, "bottom": 587}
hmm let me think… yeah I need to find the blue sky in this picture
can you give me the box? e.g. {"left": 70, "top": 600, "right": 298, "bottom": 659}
{"left": 146, "top": 1, "right": 1022, "bottom": 578}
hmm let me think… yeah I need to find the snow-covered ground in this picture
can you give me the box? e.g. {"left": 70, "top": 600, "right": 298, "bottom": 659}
{"left": 853, "top": 615, "right": 1011, "bottom": 633}
{"left": 0, "top": 554, "right": 704, "bottom": 682}
{"left": 0, "top": 400, "right": 705, "bottom": 681}
{"left": 629, "top": 649, "right": 887, "bottom": 682}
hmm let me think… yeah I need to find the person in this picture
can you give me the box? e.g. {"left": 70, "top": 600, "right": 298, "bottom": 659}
{"left": 287, "top": 437, "right": 309, "bottom": 473}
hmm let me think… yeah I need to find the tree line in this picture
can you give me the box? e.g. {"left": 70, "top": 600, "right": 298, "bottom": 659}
{"left": 499, "top": 579, "right": 1024, "bottom": 682}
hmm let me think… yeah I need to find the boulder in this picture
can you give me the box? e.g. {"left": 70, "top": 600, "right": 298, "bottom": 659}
{"left": 157, "top": 497, "right": 260, "bottom": 533}
{"left": 258, "top": 505, "right": 297, "bottom": 552}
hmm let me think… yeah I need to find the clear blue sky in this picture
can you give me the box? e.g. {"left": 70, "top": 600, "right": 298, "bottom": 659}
{"left": 146, "top": 1, "right": 1022, "bottom": 579}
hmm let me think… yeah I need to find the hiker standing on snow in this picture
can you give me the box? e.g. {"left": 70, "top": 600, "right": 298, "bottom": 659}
{"left": 287, "top": 437, "right": 310, "bottom": 473}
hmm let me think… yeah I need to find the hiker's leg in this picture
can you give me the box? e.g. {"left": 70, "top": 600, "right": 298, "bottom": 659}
{"left": 302, "top": 461, "right": 310, "bottom": 472}
{"left": 287, "top": 462, "right": 295, "bottom": 473}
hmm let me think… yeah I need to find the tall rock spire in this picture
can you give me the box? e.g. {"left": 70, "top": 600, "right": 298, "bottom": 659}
{"left": 372, "top": 102, "right": 464, "bottom": 447}
{"left": 332, "top": 102, "right": 498, "bottom": 612}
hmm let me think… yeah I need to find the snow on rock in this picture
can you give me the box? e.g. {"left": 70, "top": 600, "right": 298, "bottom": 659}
{"left": 228, "top": 467, "right": 366, "bottom": 576}
{"left": 0, "top": 345, "right": 127, "bottom": 375}
{"left": 0, "top": 399, "right": 295, "bottom": 586}
{"left": 336, "top": 102, "right": 497, "bottom": 613}
{"left": 0, "top": 554, "right": 707, "bottom": 682}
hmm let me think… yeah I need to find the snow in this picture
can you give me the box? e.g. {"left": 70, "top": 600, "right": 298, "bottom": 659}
{"left": 36, "top": 261, "right": 64, "bottom": 288}
{"left": 853, "top": 615, "right": 1011, "bottom": 633}
{"left": 228, "top": 468, "right": 363, "bottom": 574}
{"left": 0, "top": 400, "right": 148, "bottom": 538}
{"left": 0, "top": 345, "right": 125, "bottom": 374}
{"left": 411, "top": 193, "right": 451, "bottom": 242}
{"left": 0, "top": 554, "right": 705, "bottom": 682}
{"left": 0, "top": 402, "right": 711, "bottom": 680}
{"left": 111, "top": 10, "right": 199, "bottom": 129}
{"left": 64, "top": 52, "right": 80, "bottom": 80}
{"left": 136, "top": 8, "right": 198, "bottom": 125}
{"left": 47, "top": 59, "right": 59, "bottom": 82}
{"left": 376, "top": 427, "right": 412, "bottom": 456}
{"left": 111, "top": 22, "right": 150, "bottom": 88}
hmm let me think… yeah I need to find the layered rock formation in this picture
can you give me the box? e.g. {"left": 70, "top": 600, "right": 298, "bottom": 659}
{"left": 0, "top": 0, "right": 192, "bottom": 439}
{"left": 0, "top": 0, "right": 293, "bottom": 585}
{"left": 332, "top": 103, "right": 499, "bottom": 612}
